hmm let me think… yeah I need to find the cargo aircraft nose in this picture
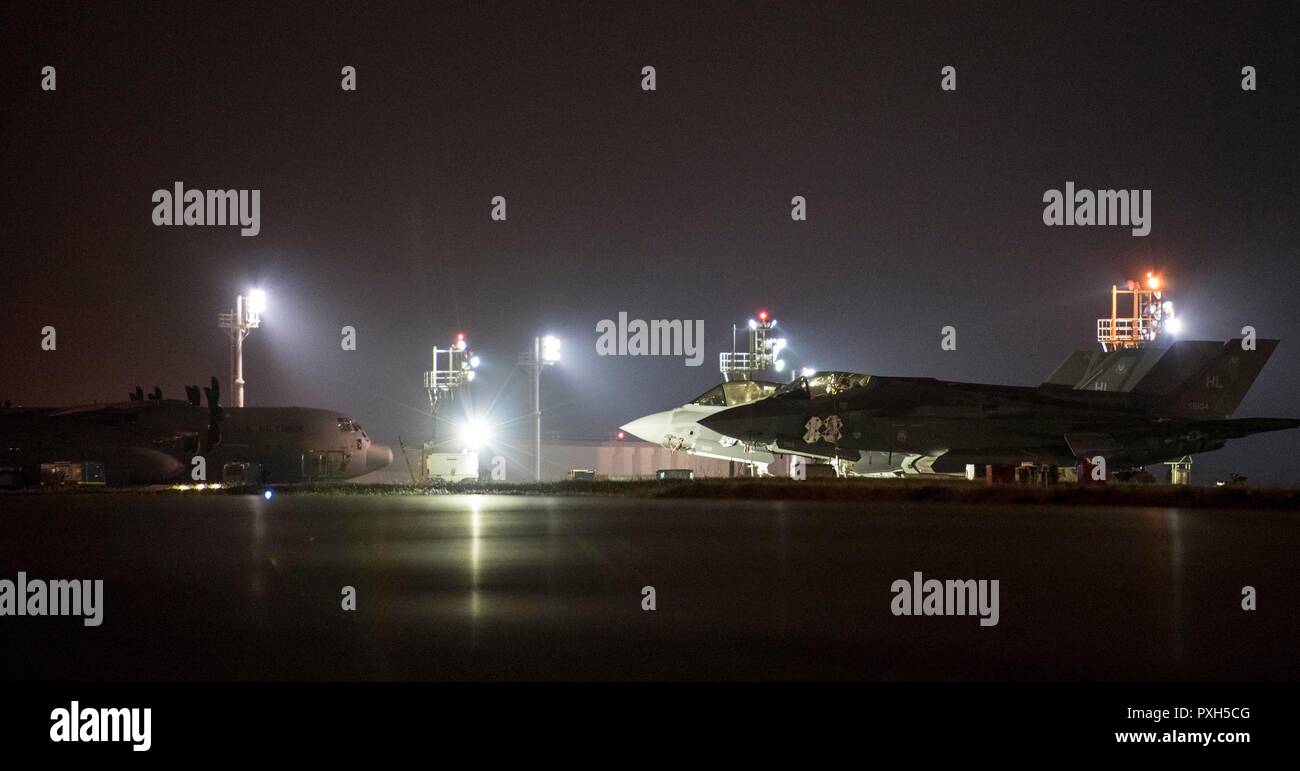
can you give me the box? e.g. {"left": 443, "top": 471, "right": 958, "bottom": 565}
{"left": 367, "top": 443, "right": 394, "bottom": 472}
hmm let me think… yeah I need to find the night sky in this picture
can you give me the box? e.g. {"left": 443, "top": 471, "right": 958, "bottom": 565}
{"left": 4, "top": 1, "right": 1298, "bottom": 481}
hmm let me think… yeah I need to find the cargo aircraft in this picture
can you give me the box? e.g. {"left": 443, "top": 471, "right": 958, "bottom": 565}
{"left": 0, "top": 378, "right": 392, "bottom": 485}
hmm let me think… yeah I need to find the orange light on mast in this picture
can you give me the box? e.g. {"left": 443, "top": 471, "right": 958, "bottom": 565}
{"left": 1146, "top": 272, "right": 1160, "bottom": 290}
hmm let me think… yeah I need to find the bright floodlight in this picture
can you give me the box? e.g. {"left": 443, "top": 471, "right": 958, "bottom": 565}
{"left": 774, "top": 359, "right": 786, "bottom": 372}
{"left": 247, "top": 289, "right": 267, "bottom": 314}
{"left": 469, "top": 355, "right": 481, "bottom": 368}
{"left": 459, "top": 419, "right": 493, "bottom": 450}
{"left": 1147, "top": 273, "right": 1160, "bottom": 290}
{"left": 800, "top": 367, "right": 817, "bottom": 378}
{"left": 1165, "top": 317, "right": 1183, "bottom": 335}
{"left": 748, "top": 319, "right": 758, "bottom": 330}
{"left": 542, "top": 335, "right": 562, "bottom": 363}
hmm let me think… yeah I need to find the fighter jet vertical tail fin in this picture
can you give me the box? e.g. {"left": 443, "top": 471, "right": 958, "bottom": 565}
{"left": 1042, "top": 347, "right": 1162, "bottom": 392}
{"left": 202, "top": 376, "right": 224, "bottom": 449}
{"left": 1129, "top": 340, "right": 1227, "bottom": 395}
{"left": 1157, "top": 339, "right": 1278, "bottom": 418}
{"left": 1043, "top": 350, "right": 1096, "bottom": 387}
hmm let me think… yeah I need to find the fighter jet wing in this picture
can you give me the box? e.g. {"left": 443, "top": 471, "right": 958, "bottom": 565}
{"left": 1066, "top": 416, "right": 1300, "bottom": 467}
{"left": 1175, "top": 417, "right": 1300, "bottom": 440}
{"left": 773, "top": 436, "right": 861, "bottom": 461}
{"left": 1064, "top": 432, "right": 1118, "bottom": 457}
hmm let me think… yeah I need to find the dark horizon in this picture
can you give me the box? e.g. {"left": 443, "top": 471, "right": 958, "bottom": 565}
{"left": 4, "top": 1, "right": 1298, "bottom": 482}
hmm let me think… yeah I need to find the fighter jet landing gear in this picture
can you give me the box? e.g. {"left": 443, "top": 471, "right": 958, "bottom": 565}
{"left": 984, "top": 464, "right": 1017, "bottom": 484}
{"left": 1013, "top": 463, "right": 1059, "bottom": 487}
{"left": 983, "top": 463, "right": 1061, "bottom": 486}
{"left": 727, "top": 459, "right": 769, "bottom": 478}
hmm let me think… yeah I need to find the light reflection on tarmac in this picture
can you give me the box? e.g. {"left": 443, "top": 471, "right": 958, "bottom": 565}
{"left": 0, "top": 494, "right": 1296, "bottom": 680}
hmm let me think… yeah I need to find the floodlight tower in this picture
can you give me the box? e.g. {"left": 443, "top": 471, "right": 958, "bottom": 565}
{"left": 720, "top": 310, "right": 786, "bottom": 381}
{"left": 519, "top": 335, "right": 560, "bottom": 481}
{"left": 423, "top": 333, "right": 481, "bottom": 446}
{"left": 1097, "top": 272, "right": 1177, "bottom": 352}
{"left": 217, "top": 289, "right": 266, "bottom": 408}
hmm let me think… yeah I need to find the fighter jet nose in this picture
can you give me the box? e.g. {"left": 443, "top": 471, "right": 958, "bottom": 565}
{"left": 621, "top": 411, "right": 673, "bottom": 445}
{"left": 368, "top": 443, "right": 394, "bottom": 472}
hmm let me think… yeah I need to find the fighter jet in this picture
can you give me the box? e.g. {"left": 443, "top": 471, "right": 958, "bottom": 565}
{"left": 0, "top": 378, "right": 393, "bottom": 485}
{"left": 698, "top": 340, "right": 1298, "bottom": 476}
{"left": 620, "top": 380, "right": 782, "bottom": 470}
{"left": 621, "top": 378, "right": 913, "bottom": 476}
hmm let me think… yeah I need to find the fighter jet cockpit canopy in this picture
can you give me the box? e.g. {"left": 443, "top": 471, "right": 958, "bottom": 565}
{"left": 688, "top": 380, "right": 781, "bottom": 407}
{"left": 774, "top": 371, "right": 872, "bottom": 400}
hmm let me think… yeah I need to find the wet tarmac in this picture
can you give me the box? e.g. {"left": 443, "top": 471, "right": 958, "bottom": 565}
{"left": 0, "top": 493, "right": 1296, "bottom": 680}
